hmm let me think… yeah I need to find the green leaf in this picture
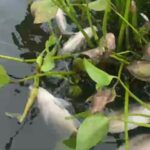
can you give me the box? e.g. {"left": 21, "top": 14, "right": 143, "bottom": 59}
{"left": 0, "top": 65, "right": 10, "bottom": 87}
{"left": 84, "top": 59, "right": 114, "bottom": 88}
{"left": 76, "top": 113, "right": 109, "bottom": 150}
{"left": 87, "top": 0, "right": 108, "bottom": 11}
{"left": 45, "top": 35, "right": 57, "bottom": 52}
{"left": 31, "top": 0, "right": 58, "bottom": 23}
{"left": 36, "top": 51, "right": 45, "bottom": 66}
{"left": 5, "top": 112, "right": 21, "bottom": 120}
{"left": 41, "top": 53, "right": 55, "bottom": 72}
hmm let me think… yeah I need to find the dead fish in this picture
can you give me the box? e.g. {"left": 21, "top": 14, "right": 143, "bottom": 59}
{"left": 32, "top": 87, "right": 80, "bottom": 133}
{"left": 127, "top": 61, "right": 150, "bottom": 81}
{"left": 99, "top": 32, "right": 116, "bottom": 52}
{"left": 108, "top": 103, "right": 150, "bottom": 133}
{"left": 140, "top": 13, "right": 149, "bottom": 22}
{"left": 81, "top": 47, "right": 104, "bottom": 63}
{"left": 89, "top": 88, "right": 116, "bottom": 113}
{"left": 60, "top": 26, "right": 97, "bottom": 54}
{"left": 55, "top": 9, "right": 73, "bottom": 35}
{"left": 118, "top": 134, "right": 150, "bottom": 150}
{"left": 81, "top": 33, "right": 116, "bottom": 63}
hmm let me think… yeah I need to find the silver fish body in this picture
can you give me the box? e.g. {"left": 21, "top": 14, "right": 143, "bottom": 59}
{"left": 108, "top": 104, "right": 150, "bottom": 133}
{"left": 118, "top": 134, "right": 150, "bottom": 150}
{"left": 36, "top": 87, "right": 80, "bottom": 134}
{"left": 60, "top": 26, "right": 97, "bottom": 54}
{"left": 55, "top": 9, "right": 73, "bottom": 35}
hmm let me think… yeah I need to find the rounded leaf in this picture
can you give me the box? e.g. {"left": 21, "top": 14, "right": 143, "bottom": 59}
{"left": 76, "top": 113, "right": 109, "bottom": 150}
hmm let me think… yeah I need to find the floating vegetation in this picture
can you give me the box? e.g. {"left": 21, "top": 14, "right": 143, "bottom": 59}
{"left": 0, "top": 0, "right": 150, "bottom": 150}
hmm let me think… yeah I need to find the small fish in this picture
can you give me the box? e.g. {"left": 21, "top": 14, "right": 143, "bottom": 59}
{"left": 81, "top": 47, "right": 104, "bottom": 63}
{"left": 140, "top": 13, "right": 149, "bottom": 22}
{"left": 60, "top": 26, "right": 97, "bottom": 54}
{"left": 127, "top": 61, "right": 150, "bottom": 81}
{"left": 55, "top": 9, "right": 73, "bottom": 35}
{"left": 108, "top": 103, "right": 150, "bottom": 133}
{"left": 34, "top": 87, "right": 80, "bottom": 134}
{"left": 118, "top": 134, "right": 150, "bottom": 150}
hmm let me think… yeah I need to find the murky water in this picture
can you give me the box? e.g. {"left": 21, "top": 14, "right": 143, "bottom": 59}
{"left": 1, "top": 1, "right": 149, "bottom": 150}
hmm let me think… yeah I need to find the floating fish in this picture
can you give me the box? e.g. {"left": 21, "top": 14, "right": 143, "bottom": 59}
{"left": 60, "top": 26, "right": 97, "bottom": 54}
{"left": 99, "top": 33, "right": 116, "bottom": 51}
{"left": 89, "top": 88, "right": 116, "bottom": 113}
{"left": 118, "top": 134, "right": 150, "bottom": 150}
{"left": 81, "top": 33, "right": 116, "bottom": 63}
{"left": 33, "top": 87, "right": 80, "bottom": 134}
{"left": 108, "top": 104, "right": 150, "bottom": 133}
{"left": 127, "top": 61, "right": 150, "bottom": 81}
{"left": 55, "top": 9, "right": 73, "bottom": 35}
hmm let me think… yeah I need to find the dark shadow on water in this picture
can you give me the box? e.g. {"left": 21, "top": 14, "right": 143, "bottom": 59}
{"left": 11, "top": 6, "right": 49, "bottom": 54}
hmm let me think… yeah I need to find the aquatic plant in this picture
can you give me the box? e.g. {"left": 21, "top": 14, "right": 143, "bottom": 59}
{"left": 0, "top": 0, "right": 150, "bottom": 150}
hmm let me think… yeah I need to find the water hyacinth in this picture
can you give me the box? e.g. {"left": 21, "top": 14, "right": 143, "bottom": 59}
{"left": 108, "top": 103, "right": 150, "bottom": 133}
{"left": 127, "top": 61, "right": 150, "bottom": 81}
{"left": 118, "top": 134, "right": 150, "bottom": 150}
{"left": 30, "top": 87, "right": 80, "bottom": 134}
{"left": 60, "top": 26, "right": 97, "bottom": 54}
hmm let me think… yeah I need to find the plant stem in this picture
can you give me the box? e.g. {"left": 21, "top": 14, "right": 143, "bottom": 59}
{"left": 85, "top": 2, "right": 99, "bottom": 41}
{"left": 102, "top": 0, "right": 111, "bottom": 35}
{"left": 124, "top": 83, "right": 129, "bottom": 150}
{"left": 0, "top": 55, "right": 35, "bottom": 63}
{"left": 13, "top": 71, "right": 74, "bottom": 83}
{"left": 110, "top": 54, "right": 129, "bottom": 64}
{"left": 119, "top": 79, "right": 150, "bottom": 110}
{"left": 117, "top": 0, "right": 131, "bottom": 50}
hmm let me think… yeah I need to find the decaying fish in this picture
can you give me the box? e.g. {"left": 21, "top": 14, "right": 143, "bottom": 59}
{"left": 81, "top": 33, "right": 116, "bottom": 63}
{"left": 104, "top": 33, "right": 116, "bottom": 51}
{"left": 108, "top": 103, "right": 150, "bottom": 133}
{"left": 31, "top": 87, "right": 80, "bottom": 134}
{"left": 81, "top": 47, "right": 104, "bottom": 63}
{"left": 127, "top": 61, "right": 150, "bottom": 81}
{"left": 89, "top": 88, "right": 116, "bottom": 113}
{"left": 55, "top": 9, "right": 73, "bottom": 35}
{"left": 60, "top": 26, "right": 97, "bottom": 54}
{"left": 118, "top": 134, "right": 150, "bottom": 150}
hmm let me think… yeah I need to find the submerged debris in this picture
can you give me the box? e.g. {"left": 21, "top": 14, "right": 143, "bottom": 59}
{"left": 118, "top": 134, "right": 150, "bottom": 150}
{"left": 127, "top": 61, "right": 150, "bottom": 81}
{"left": 108, "top": 103, "right": 150, "bottom": 133}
